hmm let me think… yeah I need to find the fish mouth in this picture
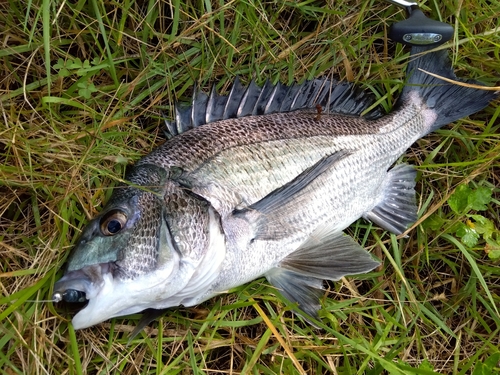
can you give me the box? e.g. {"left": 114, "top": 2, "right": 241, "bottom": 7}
{"left": 52, "top": 256, "right": 184, "bottom": 329}
{"left": 53, "top": 262, "right": 128, "bottom": 329}
{"left": 52, "top": 274, "right": 91, "bottom": 304}
{"left": 52, "top": 263, "right": 114, "bottom": 323}
{"left": 53, "top": 263, "right": 114, "bottom": 300}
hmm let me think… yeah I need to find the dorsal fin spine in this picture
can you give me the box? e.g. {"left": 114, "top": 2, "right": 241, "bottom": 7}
{"left": 166, "top": 76, "right": 384, "bottom": 136}
{"left": 191, "top": 88, "right": 208, "bottom": 128}
{"left": 223, "top": 76, "right": 243, "bottom": 120}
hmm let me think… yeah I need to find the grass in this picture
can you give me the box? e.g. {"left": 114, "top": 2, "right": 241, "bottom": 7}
{"left": 1, "top": 0, "right": 499, "bottom": 374}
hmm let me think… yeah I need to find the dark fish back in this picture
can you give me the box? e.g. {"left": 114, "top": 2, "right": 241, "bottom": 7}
{"left": 141, "top": 109, "right": 395, "bottom": 172}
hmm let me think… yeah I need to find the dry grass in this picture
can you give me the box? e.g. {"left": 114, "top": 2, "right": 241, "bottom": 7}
{"left": 1, "top": 1, "right": 499, "bottom": 374}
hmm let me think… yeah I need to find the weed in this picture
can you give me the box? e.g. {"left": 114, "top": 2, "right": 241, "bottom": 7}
{"left": 1, "top": 1, "right": 499, "bottom": 374}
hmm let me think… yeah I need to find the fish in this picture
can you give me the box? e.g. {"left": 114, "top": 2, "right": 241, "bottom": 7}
{"left": 52, "top": 46, "right": 497, "bottom": 332}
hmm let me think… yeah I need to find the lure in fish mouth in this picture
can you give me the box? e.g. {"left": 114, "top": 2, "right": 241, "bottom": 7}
{"left": 52, "top": 263, "right": 114, "bottom": 308}
{"left": 52, "top": 46, "right": 498, "bottom": 331}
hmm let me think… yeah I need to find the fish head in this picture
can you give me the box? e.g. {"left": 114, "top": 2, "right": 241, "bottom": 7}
{"left": 53, "top": 164, "right": 223, "bottom": 329}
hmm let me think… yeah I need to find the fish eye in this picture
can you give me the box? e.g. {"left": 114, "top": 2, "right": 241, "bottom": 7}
{"left": 100, "top": 210, "right": 127, "bottom": 236}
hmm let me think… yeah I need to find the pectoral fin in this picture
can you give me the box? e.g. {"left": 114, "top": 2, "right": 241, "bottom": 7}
{"left": 233, "top": 150, "right": 350, "bottom": 240}
{"left": 363, "top": 164, "right": 418, "bottom": 235}
{"left": 265, "top": 225, "right": 380, "bottom": 320}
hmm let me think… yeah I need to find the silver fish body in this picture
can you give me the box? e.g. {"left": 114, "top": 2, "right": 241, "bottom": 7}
{"left": 53, "top": 47, "right": 497, "bottom": 330}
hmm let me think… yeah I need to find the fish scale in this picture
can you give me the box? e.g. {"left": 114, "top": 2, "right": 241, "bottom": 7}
{"left": 143, "top": 110, "right": 381, "bottom": 172}
{"left": 52, "top": 47, "right": 498, "bottom": 331}
{"left": 174, "top": 105, "right": 423, "bottom": 218}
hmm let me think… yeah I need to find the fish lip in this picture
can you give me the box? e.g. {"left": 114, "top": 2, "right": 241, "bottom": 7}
{"left": 53, "top": 262, "right": 114, "bottom": 302}
{"left": 66, "top": 252, "right": 192, "bottom": 330}
{"left": 53, "top": 262, "right": 121, "bottom": 329}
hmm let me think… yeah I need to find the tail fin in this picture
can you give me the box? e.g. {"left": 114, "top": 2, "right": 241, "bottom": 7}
{"left": 399, "top": 46, "right": 498, "bottom": 133}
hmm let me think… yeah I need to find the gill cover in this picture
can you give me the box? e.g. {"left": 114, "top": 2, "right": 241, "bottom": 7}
{"left": 53, "top": 164, "right": 225, "bottom": 329}
{"left": 53, "top": 165, "right": 176, "bottom": 324}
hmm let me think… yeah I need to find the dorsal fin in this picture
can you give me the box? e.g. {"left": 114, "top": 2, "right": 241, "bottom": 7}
{"left": 164, "top": 77, "right": 385, "bottom": 136}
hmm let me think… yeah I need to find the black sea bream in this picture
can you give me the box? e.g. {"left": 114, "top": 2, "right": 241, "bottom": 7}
{"left": 53, "top": 47, "right": 497, "bottom": 331}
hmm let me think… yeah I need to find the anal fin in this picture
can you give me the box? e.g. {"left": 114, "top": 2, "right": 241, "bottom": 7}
{"left": 363, "top": 164, "right": 418, "bottom": 235}
{"left": 266, "top": 268, "right": 323, "bottom": 320}
{"left": 281, "top": 228, "right": 381, "bottom": 281}
{"left": 129, "top": 308, "right": 168, "bottom": 341}
{"left": 265, "top": 224, "right": 380, "bottom": 321}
